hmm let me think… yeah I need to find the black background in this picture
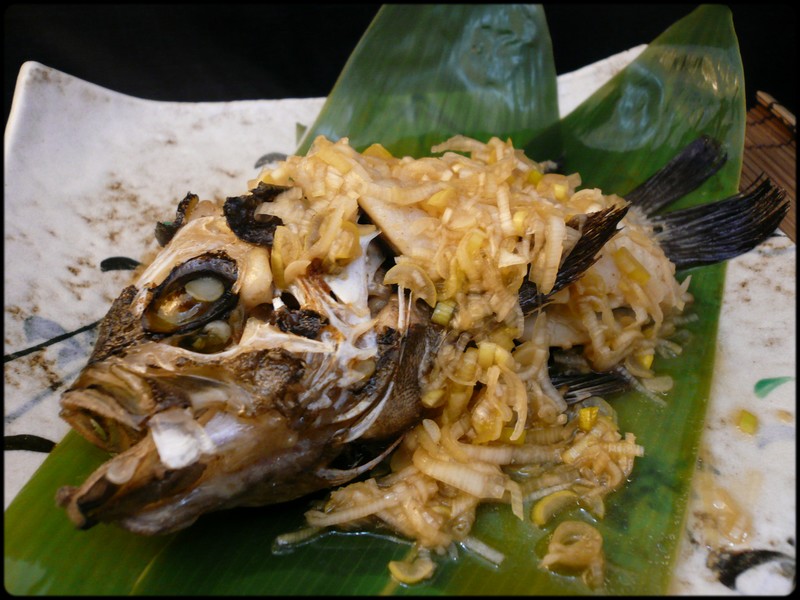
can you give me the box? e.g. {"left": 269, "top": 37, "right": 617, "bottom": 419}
{"left": 4, "top": 4, "right": 797, "bottom": 129}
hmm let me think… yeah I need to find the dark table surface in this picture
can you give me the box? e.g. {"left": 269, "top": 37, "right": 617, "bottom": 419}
{"left": 5, "top": 4, "right": 796, "bottom": 128}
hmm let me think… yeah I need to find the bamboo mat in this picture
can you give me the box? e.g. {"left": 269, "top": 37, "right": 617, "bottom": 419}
{"left": 740, "top": 91, "right": 796, "bottom": 242}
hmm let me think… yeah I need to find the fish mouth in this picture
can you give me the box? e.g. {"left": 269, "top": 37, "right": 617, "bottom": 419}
{"left": 55, "top": 432, "right": 208, "bottom": 531}
{"left": 54, "top": 395, "right": 350, "bottom": 534}
{"left": 55, "top": 369, "right": 306, "bottom": 532}
{"left": 60, "top": 384, "right": 149, "bottom": 453}
{"left": 58, "top": 358, "right": 230, "bottom": 455}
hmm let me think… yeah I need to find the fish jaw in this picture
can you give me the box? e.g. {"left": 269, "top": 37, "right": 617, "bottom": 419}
{"left": 55, "top": 406, "right": 344, "bottom": 534}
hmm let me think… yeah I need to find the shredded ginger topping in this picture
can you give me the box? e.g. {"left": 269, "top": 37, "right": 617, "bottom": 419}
{"left": 258, "top": 135, "right": 693, "bottom": 586}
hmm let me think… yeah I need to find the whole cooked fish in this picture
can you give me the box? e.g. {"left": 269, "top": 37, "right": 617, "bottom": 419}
{"left": 56, "top": 134, "right": 787, "bottom": 549}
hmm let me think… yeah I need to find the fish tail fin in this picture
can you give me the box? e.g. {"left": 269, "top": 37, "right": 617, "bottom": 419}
{"left": 624, "top": 135, "right": 728, "bottom": 216}
{"left": 651, "top": 177, "right": 789, "bottom": 269}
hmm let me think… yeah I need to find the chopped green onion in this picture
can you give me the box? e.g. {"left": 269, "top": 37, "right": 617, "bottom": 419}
{"left": 431, "top": 299, "right": 456, "bottom": 326}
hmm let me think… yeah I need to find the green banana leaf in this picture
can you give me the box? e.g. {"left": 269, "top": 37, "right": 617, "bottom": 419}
{"left": 4, "top": 4, "right": 745, "bottom": 596}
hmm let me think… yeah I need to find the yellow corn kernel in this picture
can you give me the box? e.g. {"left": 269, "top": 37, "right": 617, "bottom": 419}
{"left": 512, "top": 210, "right": 529, "bottom": 235}
{"left": 494, "top": 345, "right": 514, "bottom": 369}
{"left": 421, "top": 388, "right": 446, "bottom": 408}
{"left": 578, "top": 406, "right": 599, "bottom": 432}
{"left": 257, "top": 172, "right": 277, "bottom": 185}
{"left": 527, "top": 169, "right": 543, "bottom": 185}
{"left": 477, "top": 341, "right": 498, "bottom": 370}
{"left": 613, "top": 246, "right": 651, "bottom": 285}
{"left": 431, "top": 299, "right": 456, "bottom": 326}
{"left": 553, "top": 183, "right": 568, "bottom": 202}
{"left": 426, "top": 187, "right": 456, "bottom": 209}
{"left": 489, "top": 326, "right": 518, "bottom": 352}
{"left": 531, "top": 490, "right": 580, "bottom": 526}
{"left": 446, "top": 385, "right": 473, "bottom": 420}
{"left": 362, "top": 143, "right": 393, "bottom": 160}
{"left": 270, "top": 255, "right": 286, "bottom": 290}
{"left": 737, "top": 409, "right": 759, "bottom": 435}
{"left": 351, "top": 358, "right": 376, "bottom": 382}
{"left": 498, "top": 426, "right": 526, "bottom": 445}
{"left": 636, "top": 351, "right": 654, "bottom": 370}
{"left": 472, "top": 413, "right": 503, "bottom": 444}
{"left": 456, "top": 232, "right": 486, "bottom": 282}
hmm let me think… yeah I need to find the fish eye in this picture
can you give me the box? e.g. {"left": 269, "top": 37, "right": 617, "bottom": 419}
{"left": 175, "top": 320, "right": 233, "bottom": 353}
{"left": 142, "top": 252, "right": 239, "bottom": 339}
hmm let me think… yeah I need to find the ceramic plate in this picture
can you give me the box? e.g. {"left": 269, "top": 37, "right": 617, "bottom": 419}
{"left": 4, "top": 52, "right": 795, "bottom": 595}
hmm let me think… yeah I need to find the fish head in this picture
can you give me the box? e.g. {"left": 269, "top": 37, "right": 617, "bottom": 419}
{"left": 57, "top": 189, "right": 441, "bottom": 534}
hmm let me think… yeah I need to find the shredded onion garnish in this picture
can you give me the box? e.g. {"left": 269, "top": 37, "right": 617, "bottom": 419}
{"left": 541, "top": 520, "right": 605, "bottom": 588}
{"left": 461, "top": 535, "right": 507, "bottom": 567}
{"left": 258, "top": 135, "right": 696, "bottom": 588}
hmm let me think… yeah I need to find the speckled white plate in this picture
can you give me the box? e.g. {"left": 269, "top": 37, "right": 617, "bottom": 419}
{"left": 4, "top": 52, "right": 795, "bottom": 595}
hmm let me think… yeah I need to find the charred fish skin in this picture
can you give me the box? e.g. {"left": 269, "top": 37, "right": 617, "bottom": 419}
{"left": 86, "top": 285, "right": 145, "bottom": 365}
{"left": 223, "top": 182, "right": 288, "bottom": 246}
{"left": 56, "top": 193, "right": 441, "bottom": 535}
{"left": 155, "top": 192, "right": 199, "bottom": 247}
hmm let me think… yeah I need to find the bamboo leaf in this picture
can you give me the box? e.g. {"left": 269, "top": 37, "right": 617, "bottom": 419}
{"left": 4, "top": 5, "right": 745, "bottom": 596}
{"left": 554, "top": 4, "right": 744, "bottom": 203}
{"left": 4, "top": 433, "right": 179, "bottom": 595}
{"left": 297, "top": 4, "right": 559, "bottom": 158}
